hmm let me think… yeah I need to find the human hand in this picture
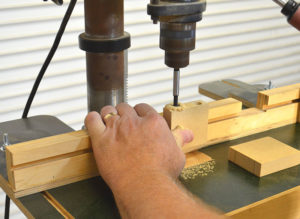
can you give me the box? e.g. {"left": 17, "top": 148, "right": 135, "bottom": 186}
{"left": 84, "top": 103, "right": 193, "bottom": 191}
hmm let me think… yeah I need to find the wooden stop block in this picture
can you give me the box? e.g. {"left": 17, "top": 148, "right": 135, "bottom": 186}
{"left": 228, "top": 137, "right": 300, "bottom": 177}
{"left": 163, "top": 101, "right": 208, "bottom": 153}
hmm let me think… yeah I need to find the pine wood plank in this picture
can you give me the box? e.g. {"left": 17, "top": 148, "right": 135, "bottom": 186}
{"left": 228, "top": 137, "right": 300, "bottom": 177}
{"left": 207, "top": 103, "right": 298, "bottom": 143}
{"left": 207, "top": 98, "right": 242, "bottom": 122}
{"left": 227, "top": 185, "right": 300, "bottom": 219}
{"left": 183, "top": 102, "right": 299, "bottom": 153}
{"left": 256, "top": 83, "right": 300, "bottom": 109}
{"left": 6, "top": 130, "right": 90, "bottom": 166}
{"left": 12, "top": 152, "right": 98, "bottom": 192}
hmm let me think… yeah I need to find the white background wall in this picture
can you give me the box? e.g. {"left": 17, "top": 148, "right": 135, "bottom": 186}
{"left": 0, "top": 0, "right": 300, "bottom": 217}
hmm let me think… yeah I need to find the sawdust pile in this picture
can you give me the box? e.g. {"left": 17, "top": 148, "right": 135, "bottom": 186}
{"left": 180, "top": 160, "right": 215, "bottom": 180}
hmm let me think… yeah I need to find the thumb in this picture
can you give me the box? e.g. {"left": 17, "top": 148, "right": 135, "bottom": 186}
{"left": 171, "top": 126, "right": 194, "bottom": 148}
{"left": 84, "top": 111, "right": 106, "bottom": 144}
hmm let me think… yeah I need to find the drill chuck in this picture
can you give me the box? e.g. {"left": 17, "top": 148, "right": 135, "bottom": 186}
{"left": 160, "top": 22, "right": 196, "bottom": 69}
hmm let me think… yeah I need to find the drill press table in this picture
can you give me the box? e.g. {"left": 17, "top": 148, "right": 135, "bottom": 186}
{"left": 0, "top": 115, "right": 299, "bottom": 218}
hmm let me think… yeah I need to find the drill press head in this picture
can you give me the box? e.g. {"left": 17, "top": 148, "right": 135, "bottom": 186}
{"left": 148, "top": 0, "right": 206, "bottom": 105}
{"left": 148, "top": 0, "right": 206, "bottom": 69}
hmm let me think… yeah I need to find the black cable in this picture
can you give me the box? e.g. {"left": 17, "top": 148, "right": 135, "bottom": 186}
{"left": 22, "top": 0, "right": 77, "bottom": 119}
{"left": 4, "top": 1, "right": 77, "bottom": 219}
{"left": 4, "top": 195, "right": 10, "bottom": 219}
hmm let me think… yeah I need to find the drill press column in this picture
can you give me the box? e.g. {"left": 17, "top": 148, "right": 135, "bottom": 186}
{"left": 79, "top": 0, "right": 130, "bottom": 112}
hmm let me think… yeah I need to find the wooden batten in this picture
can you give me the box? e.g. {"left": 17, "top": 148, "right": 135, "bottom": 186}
{"left": 207, "top": 98, "right": 242, "bottom": 123}
{"left": 182, "top": 102, "right": 299, "bottom": 153}
{"left": 227, "top": 186, "right": 300, "bottom": 219}
{"left": 256, "top": 83, "right": 300, "bottom": 110}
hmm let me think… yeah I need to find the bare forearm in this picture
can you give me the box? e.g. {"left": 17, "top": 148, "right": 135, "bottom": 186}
{"left": 112, "top": 172, "right": 225, "bottom": 219}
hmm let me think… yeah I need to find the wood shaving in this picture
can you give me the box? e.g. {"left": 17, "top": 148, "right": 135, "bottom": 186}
{"left": 164, "top": 103, "right": 185, "bottom": 112}
{"left": 180, "top": 160, "right": 215, "bottom": 180}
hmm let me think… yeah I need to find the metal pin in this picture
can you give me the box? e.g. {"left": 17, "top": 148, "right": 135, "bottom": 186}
{"left": 1, "top": 133, "right": 10, "bottom": 151}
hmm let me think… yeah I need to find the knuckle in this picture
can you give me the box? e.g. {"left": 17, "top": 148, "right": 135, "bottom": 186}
{"left": 101, "top": 105, "right": 114, "bottom": 114}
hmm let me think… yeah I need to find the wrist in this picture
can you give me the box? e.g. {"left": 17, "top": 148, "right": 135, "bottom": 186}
{"left": 110, "top": 168, "right": 174, "bottom": 198}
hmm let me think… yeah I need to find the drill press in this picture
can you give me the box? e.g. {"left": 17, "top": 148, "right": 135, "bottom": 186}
{"left": 148, "top": 0, "right": 206, "bottom": 106}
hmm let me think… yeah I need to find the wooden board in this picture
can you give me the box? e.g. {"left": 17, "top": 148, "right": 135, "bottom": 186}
{"left": 256, "top": 83, "right": 300, "bottom": 109}
{"left": 207, "top": 98, "right": 242, "bottom": 123}
{"left": 5, "top": 130, "right": 99, "bottom": 197}
{"left": 183, "top": 102, "right": 299, "bottom": 153}
{"left": 163, "top": 101, "right": 209, "bottom": 151}
{"left": 227, "top": 185, "right": 300, "bottom": 219}
{"left": 228, "top": 137, "right": 300, "bottom": 177}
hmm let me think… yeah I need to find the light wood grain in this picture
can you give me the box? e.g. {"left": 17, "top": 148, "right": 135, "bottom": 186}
{"left": 256, "top": 83, "right": 300, "bottom": 109}
{"left": 228, "top": 137, "right": 300, "bottom": 177}
{"left": 163, "top": 101, "right": 209, "bottom": 151}
{"left": 207, "top": 98, "right": 242, "bottom": 123}
{"left": 227, "top": 185, "right": 300, "bottom": 219}
{"left": 6, "top": 130, "right": 90, "bottom": 166}
{"left": 12, "top": 152, "right": 98, "bottom": 191}
{"left": 183, "top": 102, "right": 298, "bottom": 153}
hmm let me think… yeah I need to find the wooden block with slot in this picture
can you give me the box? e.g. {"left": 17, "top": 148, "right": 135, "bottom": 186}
{"left": 5, "top": 130, "right": 98, "bottom": 197}
{"left": 228, "top": 137, "right": 300, "bottom": 177}
{"left": 256, "top": 83, "right": 300, "bottom": 110}
{"left": 163, "top": 101, "right": 208, "bottom": 153}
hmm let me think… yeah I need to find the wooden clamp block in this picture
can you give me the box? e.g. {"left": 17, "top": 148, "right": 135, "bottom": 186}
{"left": 256, "top": 83, "right": 300, "bottom": 110}
{"left": 228, "top": 137, "right": 300, "bottom": 177}
{"left": 5, "top": 130, "right": 97, "bottom": 198}
{"left": 163, "top": 101, "right": 208, "bottom": 153}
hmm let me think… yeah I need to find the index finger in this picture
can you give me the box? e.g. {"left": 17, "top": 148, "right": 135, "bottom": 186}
{"left": 134, "top": 103, "right": 157, "bottom": 117}
{"left": 84, "top": 111, "right": 106, "bottom": 143}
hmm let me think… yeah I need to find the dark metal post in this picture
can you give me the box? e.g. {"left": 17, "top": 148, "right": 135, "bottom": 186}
{"left": 80, "top": 0, "right": 130, "bottom": 112}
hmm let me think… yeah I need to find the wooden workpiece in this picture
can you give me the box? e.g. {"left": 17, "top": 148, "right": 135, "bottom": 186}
{"left": 163, "top": 101, "right": 209, "bottom": 152}
{"left": 228, "top": 137, "right": 300, "bottom": 177}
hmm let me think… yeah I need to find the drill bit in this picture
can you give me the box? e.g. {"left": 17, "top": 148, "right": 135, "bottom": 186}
{"left": 173, "top": 68, "right": 180, "bottom": 106}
